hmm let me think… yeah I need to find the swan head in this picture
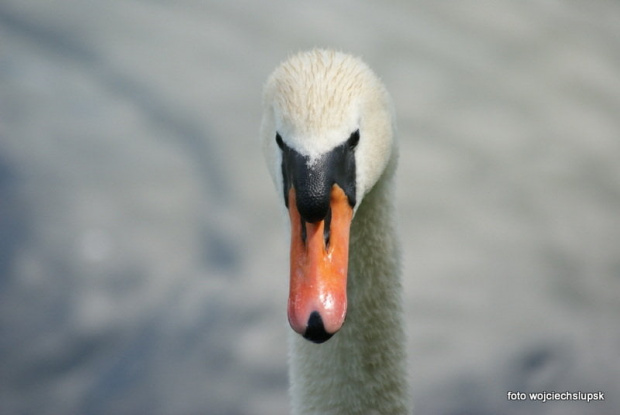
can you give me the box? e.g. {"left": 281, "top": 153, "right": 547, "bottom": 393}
{"left": 261, "top": 49, "right": 396, "bottom": 343}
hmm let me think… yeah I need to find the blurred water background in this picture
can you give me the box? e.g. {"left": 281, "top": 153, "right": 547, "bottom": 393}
{"left": 1, "top": 1, "right": 619, "bottom": 414}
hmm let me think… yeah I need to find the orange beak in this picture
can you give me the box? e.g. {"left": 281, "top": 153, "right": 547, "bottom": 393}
{"left": 287, "top": 185, "right": 353, "bottom": 343}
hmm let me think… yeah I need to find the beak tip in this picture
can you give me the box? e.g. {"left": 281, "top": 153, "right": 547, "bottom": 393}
{"left": 302, "top": 311, "right": 335, "bottom": 344}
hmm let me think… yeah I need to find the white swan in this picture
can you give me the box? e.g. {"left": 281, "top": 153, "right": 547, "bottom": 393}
{"left": 261, "top": 49, "right": 410, "bottom": 415}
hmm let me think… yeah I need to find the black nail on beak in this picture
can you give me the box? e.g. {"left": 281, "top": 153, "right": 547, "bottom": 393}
{"left": 303, "top": 311, "right": 333, "bottom": 344}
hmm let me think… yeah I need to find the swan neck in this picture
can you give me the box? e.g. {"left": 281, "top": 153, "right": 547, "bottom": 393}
{"left": 289, "top": 169, "right": 411, "bottom": 415}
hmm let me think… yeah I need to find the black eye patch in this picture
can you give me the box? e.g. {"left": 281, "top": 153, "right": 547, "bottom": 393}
{"left": 347, "top": 129, "right": 360, "bottom": 148}
{"left": 277, "top": 131, "right": 358, "bottom": 223}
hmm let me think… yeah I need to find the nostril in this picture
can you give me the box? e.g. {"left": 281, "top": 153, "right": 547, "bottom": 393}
{"left": 303, "top": 311, "right": 334, "bottom": 344}
{"left": 323, "top": 207, "right": 331, "bottom": 248}
{"left": 300, "top": 216, "right": 307, "bottom": 244}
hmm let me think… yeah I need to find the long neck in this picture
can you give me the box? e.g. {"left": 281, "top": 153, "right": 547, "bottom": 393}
{"left": 288, "top": 167, "right": 411, "bottom": 415}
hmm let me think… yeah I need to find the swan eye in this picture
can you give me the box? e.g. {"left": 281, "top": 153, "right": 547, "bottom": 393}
{"left": 276, "top": 132, "right": 284, "bottom": 150}
{"left": 347, "top": 130, "right": 360, "bottom": 149}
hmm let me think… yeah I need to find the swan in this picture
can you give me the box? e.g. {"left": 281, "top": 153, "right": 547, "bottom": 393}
{"left": 261, "top": 49, "right": 411, "bottom": 415}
